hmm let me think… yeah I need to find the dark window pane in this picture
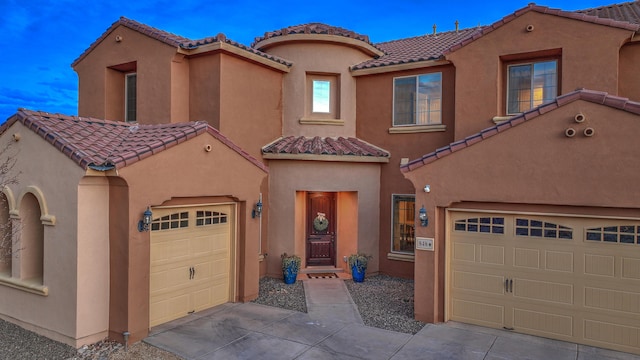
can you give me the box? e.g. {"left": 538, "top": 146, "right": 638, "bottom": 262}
{"left": 531, "top": 220, "right": 543, "bottom": 228}
{"left": 480, "top": 225, "right": 490, "bottom": 233}
{"left": 213, "top": 218, "right": 219, "bottom": 224}
{"left": 151, "top": 223, "right": 159, "bottom": 231}
{"left": 493, "top": 226, "right": 504, "bottom": 234}
{"left": 603, "top": 233, "right": 617, "bottom": 242}
{"left": 620, "top": 235, "right": 634, "bottom": 244}
{"left": 516, "top": 219, "right": 528, "bottom": 226}
{"left": 544, "top": 230, "right": 557, "bottom": 238}
{"left": 455, "top": 223, "right": 465, "bottom": 231}
{"left": 161, "top": 222, "right": 169, "bottom": 230}
{"left": 620, "top": 226, "right": 635, "bottom": 234}
{"left": 544, "top": 222, "right": 557, "bottom": 229}
{"left": 221, "top": 217, "right": 227, "bottom": 223}
{"left": 468, "top": 224, "right": 478, "bottom": 232}
{"left": 516, "top": 228, "right": 528, "bottom": 236}
{"left": 559, "top": 231, "right": 572, "bottom": 239}
{"left": 196, "top": 219, "right": 203, "bottom": 226}
{"left": 603, "top": 226, "right": 617, "bottom": 232}
{"left": 493, "top": 218, "right": 505, "bottom": 225}
{"left": 180, "top": 220, "right": 188, "bottom": 227}
{"left": 586, "top": 232, "right": 601, "bottom": 241}
{"left": 468, "top": 218, "right": 478, "bottom": 223}
{"left": 480, "top": 217, "right": 491, "bottom": 224}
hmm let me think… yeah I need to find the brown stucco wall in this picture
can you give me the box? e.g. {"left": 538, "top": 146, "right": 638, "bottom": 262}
{"left": 266, "top": 160, "right": 380, "bottom": 277}
{"left": 403, "top": 100, "right": 640, "bottom": 323}
{"left": 0, "top": 122, "right": 102, "bottom": 347}
{"left": 356, "top": 65, "right": 456, "bottom": 278}
{"left": 189, "top": 53, "right": 222, "bottom": 129}
{"left": 218, "top": 54, "right": 283, "bottom": 160}
{"left": 74, "top": 25, "right": 179, "bottom": 123}
{"left": 261, "top": 42, "right": 372, "bottom": 138}
{"left": 446, "top": 11, "right": 633, "bottom": 140}
{"left": 115, "top": 131, "right": 267, "bottom": 343}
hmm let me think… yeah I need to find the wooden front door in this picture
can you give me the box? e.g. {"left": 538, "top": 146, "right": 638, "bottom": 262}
{"left": 306, "top": 192, "right": 336, "bottom": 266}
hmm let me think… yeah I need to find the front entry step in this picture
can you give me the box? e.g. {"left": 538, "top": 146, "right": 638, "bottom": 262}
{"left": 301, "top": 266, "right": 344, "bottom": 274}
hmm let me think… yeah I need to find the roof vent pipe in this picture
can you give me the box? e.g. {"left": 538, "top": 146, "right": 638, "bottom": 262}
{"left": 455, "top": 20, "right": 459, "bottom": 33}
{"left": 433, "top": 24, "right": 437, "bottom": 35}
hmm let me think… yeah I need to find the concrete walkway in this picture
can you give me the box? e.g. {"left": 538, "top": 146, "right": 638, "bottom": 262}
{"left": 145, "top": 279, "right": 640, "bottom": 360}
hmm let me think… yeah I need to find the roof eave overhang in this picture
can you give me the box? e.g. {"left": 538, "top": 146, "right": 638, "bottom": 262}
{"left": 262, "top": 153, "right": 389, "bottom": 163}
{"left": 351, "top": 59, "right": 450, "bottom": 76}
{"left": 254, "top": 34, "right": 385, "bottom": 57}
{"left": 179, "top": 42, "right": 291, "bottom": 73}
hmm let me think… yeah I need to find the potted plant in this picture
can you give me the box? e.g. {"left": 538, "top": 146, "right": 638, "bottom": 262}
{"left": 348, "top": 253, "right": 372, "bottom": 283}
{"left": 281, "top": 253, "right": 301, "bottom": 284}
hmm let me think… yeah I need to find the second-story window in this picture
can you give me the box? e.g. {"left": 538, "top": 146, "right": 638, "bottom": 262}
{"left": 507, "top": 60, "right": 557, "bottom": 114}
{"left": 312, "top": 80, "right": 331, "bottom": 113}
{"left": 125, "top": 73, "right": 137, "bottom": 122}
{"left": 393, "top": 72, "right": 442, "bottom": 126}
{"left": 305, "top": 73, "right": 340, "bottom": 120}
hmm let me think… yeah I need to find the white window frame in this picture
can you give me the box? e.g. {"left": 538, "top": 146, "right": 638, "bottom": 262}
{"left": 392, "top": 72, "right": 442, "bottom": 127}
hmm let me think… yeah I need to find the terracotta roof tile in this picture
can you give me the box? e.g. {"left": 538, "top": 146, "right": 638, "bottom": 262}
{"left": 262, "top": 136, "right": 389, "bottom": 159}
{"left": 577, "top": 1, "right": 640, "bottom": 25}
{"left": 72, "top": 17, "right": 291, "bottom": 68}
{"left": 2, "top": 109, "right": 267, "bottom": 173}
{"left": 401, "top": 89, "right": 640, "bottom": 173}
{"left": 352, "top": 27, "right": 484, "bottom": 70}
{"left": 252, "top": 23, "right": 375, "bottom": 47}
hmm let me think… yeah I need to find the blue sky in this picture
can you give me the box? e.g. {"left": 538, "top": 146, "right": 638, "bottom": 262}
{"left": 0, "top": 0, "right": 613, "bottom": 122}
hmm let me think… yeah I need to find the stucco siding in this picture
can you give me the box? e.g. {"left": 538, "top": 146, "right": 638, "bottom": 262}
{"left": 74, "top": 25, "right": 178, "bottom": 123}
{"left": 447, "top": 11, "right": 632, "bottom": 139}
{"left": 0, "top": 122, "right": 86, "bottom": 346}
{"left": 264, "top": 42, "right": 372, "bottom": 137}
{"left": 267, "top": 160, "right": 380, "bottom": 277}
{"left": 116, "top": 132, "right": 267, "bottom": 343}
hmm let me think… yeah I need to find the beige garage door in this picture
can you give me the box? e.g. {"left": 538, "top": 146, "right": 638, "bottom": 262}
{"left": 149, "top": 204, "right": 233, "bottom": 327}
{"left": 448, "top": 210, "right": 640, "bottom": 355}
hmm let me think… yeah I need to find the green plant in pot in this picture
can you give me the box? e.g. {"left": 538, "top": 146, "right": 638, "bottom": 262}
{"left": 281, "top": 253, "right": 301, "bottom": 284}
{"left": 348, "top": 253, "right": 372, "bottom": 283}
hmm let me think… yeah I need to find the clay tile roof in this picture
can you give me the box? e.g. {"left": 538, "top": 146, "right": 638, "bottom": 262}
{"left": 252, "top": 22, "right": 377, "bottom": 48}
{"left": 3, "top": 109, "right": 267, "bottom": 173}
{"left": 262, "top": 136, "right": 390, "bottom": 161}
{"left": 353, "top": 27, "right": 484, "bottom": 70}
{"left": 72, "top": 17, "right": 291, "bottom": 68}
{"left": 183, "top": 33, "right": 291, "bottom": 67}
{"left": 577, "top": 1, "right": 640, "bottom": 25}
{"left": 401, "top": 89, "right": 640, "bottom": 173}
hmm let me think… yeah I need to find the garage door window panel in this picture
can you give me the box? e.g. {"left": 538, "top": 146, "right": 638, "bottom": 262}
{"left": 196, "top": 211, "right": 227, "bottom": 226}
{"left": 515, "top": 218, "right": 572, "bottom": 239}
{"left": 586, "top": 225, "right": 640, "bottom": 244}
{"left": 454, "top": 217, "right": 504, "bottom": 234}
{"left": 152, "top": 212, "right": 189, "bottom": 231}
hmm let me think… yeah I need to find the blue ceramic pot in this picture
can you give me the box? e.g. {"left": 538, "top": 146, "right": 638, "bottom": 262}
{"left": 351, "top": 265, "right": 365, "bottom": 282}
{"left": 283, "top": 266, "right": 298, "bottom": 284}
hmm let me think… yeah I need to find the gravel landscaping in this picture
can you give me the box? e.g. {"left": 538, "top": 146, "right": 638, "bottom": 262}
{"left": 3, "top": 274, "right": 421, "bottom": 359}
{"left": 252, "top": 274, "right": 425, "bottom": 334}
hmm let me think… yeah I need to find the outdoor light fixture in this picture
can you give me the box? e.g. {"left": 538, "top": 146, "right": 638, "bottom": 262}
{"left": 138, "top": 206, "right": 152, "bottom": 232}
{"left": 252, "top": 194, "right": 263, "bottom": 219}
{"left": 419, "top": 205, "right": 428, "bottom": 227}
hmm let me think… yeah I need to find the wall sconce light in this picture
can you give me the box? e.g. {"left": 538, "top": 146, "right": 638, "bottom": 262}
{"left": 419, "top": 205, "right": 428, "bottom": 227}
{"left": 138, "top": 206, "right": 152, "bottom": 232}
{"left": 252, "top": 193, "right": 263, "bottom": 219}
